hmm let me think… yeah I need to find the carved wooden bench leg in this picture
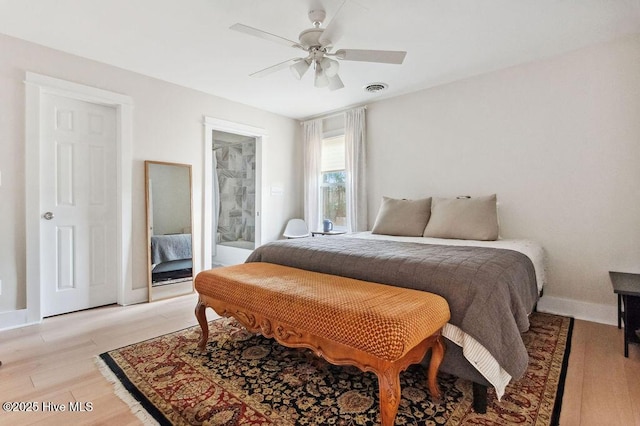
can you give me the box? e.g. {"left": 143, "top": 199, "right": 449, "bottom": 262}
{"left": 427, "top": 335, "right": 445, "bottom": 400}
{"left": 195, "top": 298, "right": 209, "bottom": 351}
{"left": 377, "top": 365, "right": 401, "bottom": 426}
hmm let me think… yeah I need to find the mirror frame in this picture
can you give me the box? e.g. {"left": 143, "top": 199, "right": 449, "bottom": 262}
{"left": 145, "top": 160, "right": 194, "bottom": 302}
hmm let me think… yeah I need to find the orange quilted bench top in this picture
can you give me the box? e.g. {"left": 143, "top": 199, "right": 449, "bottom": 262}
{"left": 195, "top": 262, "right": 450, "bottom": 361}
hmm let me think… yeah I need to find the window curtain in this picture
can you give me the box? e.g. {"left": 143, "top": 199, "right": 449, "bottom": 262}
{"left": 303, "top": 118, "right": 323, "bottom": 232}
{"left": 345, "top": 107, "right": 368, "bottom": 232}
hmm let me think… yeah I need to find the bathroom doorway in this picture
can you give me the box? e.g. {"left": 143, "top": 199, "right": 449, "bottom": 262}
{"left": 203, "top": 117, "right": 264, "bottom": 268}
{"left": 212, "top": 130, "right": 257, "bottom": 251}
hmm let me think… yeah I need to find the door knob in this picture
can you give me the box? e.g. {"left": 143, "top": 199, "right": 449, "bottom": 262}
{"left": 43, "top": 212, "right": 54, "bottom": 220}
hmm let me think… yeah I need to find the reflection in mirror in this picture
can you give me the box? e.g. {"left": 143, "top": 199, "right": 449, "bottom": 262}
{"left": 145, "top": 161, "right": 194, "bottom": 302}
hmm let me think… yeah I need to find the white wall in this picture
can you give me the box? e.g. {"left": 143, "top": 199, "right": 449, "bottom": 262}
{"left": 367, "top": 34, "right": 640, "bottom": 324}
{"left": 0, "top": 33, "right": 302, "bottom": 319}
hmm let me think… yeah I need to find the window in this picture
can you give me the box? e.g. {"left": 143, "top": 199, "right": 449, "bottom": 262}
{"left": 321, "top": 135, "right": 346, "bottom": 229}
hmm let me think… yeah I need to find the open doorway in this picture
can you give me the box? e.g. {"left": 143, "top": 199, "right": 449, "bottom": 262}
{"left": 212, "top": 131, "right": 257, "bottom": 251}
{"left": 203, "top": 117, "right": 264, "bottom": 268}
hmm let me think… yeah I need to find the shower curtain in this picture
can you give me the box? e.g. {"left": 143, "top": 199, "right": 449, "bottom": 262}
{"left": 212, "top": 149, "right": 221, "bottom": 256}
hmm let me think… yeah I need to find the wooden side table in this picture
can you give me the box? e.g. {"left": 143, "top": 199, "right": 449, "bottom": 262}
{"left": 609, "top": 271, "right": 640, "bottom": 357}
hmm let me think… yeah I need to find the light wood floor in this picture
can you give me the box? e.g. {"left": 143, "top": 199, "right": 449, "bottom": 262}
{"left": 0, "top": 294, "right": 638, "bottom": 425}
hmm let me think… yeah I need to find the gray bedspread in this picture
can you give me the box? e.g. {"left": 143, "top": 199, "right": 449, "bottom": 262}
{"left": 246, "top": 236, "right": 538, "bottom": 379}
{"left": 151, "top": 233, "right": 192, "bottom": 264}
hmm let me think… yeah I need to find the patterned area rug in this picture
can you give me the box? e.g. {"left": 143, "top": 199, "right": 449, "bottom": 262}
{"left": 98, "top": 312, "right": 572, "bottom": 425}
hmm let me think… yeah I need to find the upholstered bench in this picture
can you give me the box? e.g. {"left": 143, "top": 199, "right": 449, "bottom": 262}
{"left": 195, "top": 262, "right": 451, "bottom": 426}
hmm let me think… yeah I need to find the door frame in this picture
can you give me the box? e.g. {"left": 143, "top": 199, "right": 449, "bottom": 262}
{"left": 202, "top": 116, "right": 265, "bottom": 269}
{"left": 25, "top": 72, "right": 134, "bottom": 323}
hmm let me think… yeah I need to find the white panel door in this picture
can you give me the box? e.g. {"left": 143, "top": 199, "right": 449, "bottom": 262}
{"left": 40, "top": 94, "right": 117, "bottom": 317}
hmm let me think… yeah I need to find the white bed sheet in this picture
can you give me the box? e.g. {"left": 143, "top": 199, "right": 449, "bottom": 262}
{"left": 343, "top": 231, "right": 547, "bottom": 399}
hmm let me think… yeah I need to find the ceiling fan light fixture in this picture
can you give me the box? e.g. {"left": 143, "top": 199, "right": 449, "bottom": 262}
{"left": 328, "top": 74, "right": 344, "bottom": 91}
{"left": 314, "top": 66, "right": 329, "bottom": 88}
{"left": 290, "top": 59, "right": 311, "bottom": 80}
{"left": 333, "top": 49, "right": 346, "bottom": 60}
{"left": 320, "top": 57, "right": 339, "bottom": 77}
{"left": 231, "top": 4, "right": 406, "bottom": 90}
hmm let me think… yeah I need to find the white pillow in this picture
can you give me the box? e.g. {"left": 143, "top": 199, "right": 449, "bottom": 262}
{"left": 423, "top": 194, "right": 499, "bottom": 241}
{"left": 371, "top": 196, "right": 432, "bottom": 237}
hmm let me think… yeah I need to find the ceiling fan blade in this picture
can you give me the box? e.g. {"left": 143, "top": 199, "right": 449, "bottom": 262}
{"left": 318, "top": 0, "right": 367, "bottom": 48}
{"left": 250, "top": 58, "right": 303, "bottom": 78}
{"left": 334, "top": 49, "right": 407, "bottom": 64}
{"left": 230, "top": 23, "right": 301, "bottom": 49}
{"left": 328, "top": 74, "right": 344, "bottom": 91}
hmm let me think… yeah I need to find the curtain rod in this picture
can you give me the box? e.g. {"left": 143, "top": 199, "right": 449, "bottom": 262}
{"left": 300, "top": 104, "right": 367, "bottom": 124}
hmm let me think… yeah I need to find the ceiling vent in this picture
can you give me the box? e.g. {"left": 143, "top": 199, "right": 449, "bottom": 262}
{"left": 364, "top": 82, "right": 388, "bottom": 93}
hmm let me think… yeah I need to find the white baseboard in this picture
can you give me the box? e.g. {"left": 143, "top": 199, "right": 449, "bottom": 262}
{"left": 537, "top": 295, "right": 617, "bottom": 326}
{"left": 0, "top": 309, "right": 40, "bottom": 331}
{"left": 123, "top": 287, "right": 149, "bottom": 306}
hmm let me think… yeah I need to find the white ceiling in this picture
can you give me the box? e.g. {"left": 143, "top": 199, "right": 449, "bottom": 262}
{"left": 1, "top": 0, "right": 639, "bottom": 119}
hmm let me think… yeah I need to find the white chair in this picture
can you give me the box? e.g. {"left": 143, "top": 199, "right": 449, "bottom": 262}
{"left": 283, "top": 218, "right": 310, "bottom": 238}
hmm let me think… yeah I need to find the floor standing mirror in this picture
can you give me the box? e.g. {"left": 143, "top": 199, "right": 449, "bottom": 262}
{"left": 145, "top": 161, "right": 194, "bottom": 301}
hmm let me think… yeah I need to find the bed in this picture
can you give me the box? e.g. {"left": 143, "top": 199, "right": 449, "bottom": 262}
{"left": 245, "top": 195, "right": 546, "bottom": 411}
{"left": 150, "top": 233, "right": 193, "bottom": 283}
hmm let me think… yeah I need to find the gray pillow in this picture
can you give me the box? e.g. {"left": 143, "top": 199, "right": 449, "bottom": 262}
{"left": 371, "top": 197, "right": 432, "bottom": 236}
{"left": 423, "top": 194, "right": 499, "bottom": 241}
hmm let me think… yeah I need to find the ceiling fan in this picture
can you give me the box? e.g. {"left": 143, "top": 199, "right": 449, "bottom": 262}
{"left": 230, "top": 1, "right": 407, "bottom": 91}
